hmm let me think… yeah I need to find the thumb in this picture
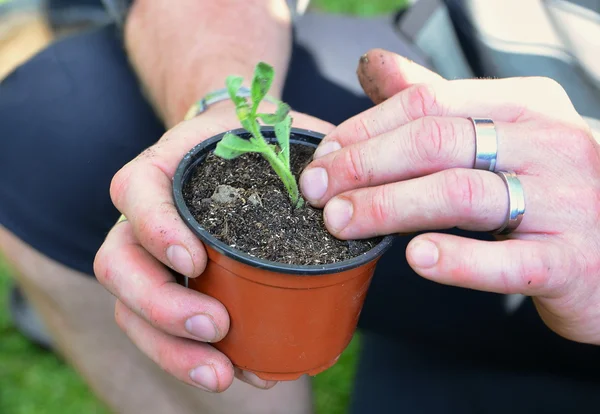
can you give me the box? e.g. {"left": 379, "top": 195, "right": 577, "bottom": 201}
{"left": 357, "top": 48, "right": 445, "bottom": 104}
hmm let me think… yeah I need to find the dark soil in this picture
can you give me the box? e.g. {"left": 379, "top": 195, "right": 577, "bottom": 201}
{"left": 182, "top": 143, "right": 381, "bottom": 265}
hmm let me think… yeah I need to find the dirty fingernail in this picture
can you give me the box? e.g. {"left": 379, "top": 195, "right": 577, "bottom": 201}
{"left": 325, "top": 198, "right": 353, "bottom": 233}
{"left": 242, "top": 370, "right": 276, "bottom": 389}
{"left": 190, "top": 365, "right": 218, "bottom": 392}
{"left": 166, "top": 245, "right": 194, "bottom": 276}
{"left": 313, "top": 141, "right": 341, "bottom": 159}
{"left": 185, "top": 314, "right": 218, "bottom": 342}
{"left": 409, "top": 240, "right": 439, "bottom": 269}
{"left": 300, "top": 167, "right": 328, "bottom": 202}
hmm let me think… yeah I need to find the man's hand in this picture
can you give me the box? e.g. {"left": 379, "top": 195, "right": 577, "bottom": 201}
{"left": 94, "top": 103, "right": 333, "bottom": 392}
{"left": 300, "top": 49, "right": 600, "bottom": 346}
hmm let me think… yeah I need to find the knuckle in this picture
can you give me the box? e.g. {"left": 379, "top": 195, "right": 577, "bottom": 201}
{"left": 93, "top": 233, "right": 121, "bottom": 287}
{"left": 570, "top": 128, "right": 597, "bottom": 160}
{"left": 412, "top": 117, "right": 457, "bottom": 165}
{"left": 351, "top": 116, "right": 373, "bottom": 142}
{"left": 341, "top": 146, "right": 369, "bottom": 184}
{"left": 140, "top": 298, "right": 162, "bottom": 326}
{"left": 138, "top": 281, "right": 171, "bottom": 328}
{"left": 552, "top": 124, "right": 597, "bottom": 165}
{"left": 517, "top": 248, "right": 550, "bottom": 291}
{"left": 521, "top": 77, "right": 579, "bottom": 120}
{"left": 110, "top": 163, "right": 134, "bottom": 211}
{"left": 93, "top": 223, "right": 129, "bottom": 283}
{"left": 403, "top": 83, "right": 443, "bottom": 120}
{"left": 441, "top": 169, "right": 484, "bottom": 218}
{"left": 93, "top": 245, "right": 108, "bottom": 282}
{"left": 95, "top": 243, "right": 129, "bottom": 296}
{"left": 370, "top": 185, "right": 398, "bottom": 226}
{"left": 93, "top": 252, "right": 112, "bottom": 286}
{"left": 146, "top": 282, "right": 177, "bottom": 328}
{"left": 565, "top": 187, "right": 600, "bottom": 224}
{"left": 532, "top": 76, "right": 567, "bottom": 96}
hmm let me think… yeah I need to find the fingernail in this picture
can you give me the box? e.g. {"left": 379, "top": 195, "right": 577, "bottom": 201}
{"left": 242, "top": 370, "right": 274, "bottom": 389}
{"left": 166, "top": 245, "right": 194, "bottom": 276}
{"left": 313, "top": 141, "right": 341, "bottom": 159}
{"left": 410, "top": 240, "right": 439, "bottom": 269}
{"left": 190, "top": 365, "right": 218, "bottom": 392}
{"left": 325, "top": 198, "right": 353, "bottom": 233}
{"left": 300, "top": 167, "right": 328, "bottom": 202}
{"left": 185, "top": 314, "right": 218, "bottom": 342}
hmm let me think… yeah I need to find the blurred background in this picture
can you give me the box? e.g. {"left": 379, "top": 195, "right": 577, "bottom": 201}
{"left": 0, "top": 1, "right": 409, "bottom": 413}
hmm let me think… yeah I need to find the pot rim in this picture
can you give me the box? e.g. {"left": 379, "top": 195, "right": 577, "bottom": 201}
{"left": 173, "top": 126, "right": 394, "bottom": 276}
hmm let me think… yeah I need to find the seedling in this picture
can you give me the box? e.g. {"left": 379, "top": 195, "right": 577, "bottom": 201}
{"left": 213, "top": 62, "right": 303, "bottom": 208}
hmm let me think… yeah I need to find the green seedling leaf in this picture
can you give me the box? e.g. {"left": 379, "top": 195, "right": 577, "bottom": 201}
{"left": 214, "top": 61, "right": 303, "bottom": 209}
{"left": 251, "top": 62, "right": 274, "bottom": 114}
{"left": 257, "top": 102, "right": 290, "bottom": 125}
{"left": 275, "top": 114, "right": 292, "bottom": 169}
{"left": 226, "top": 76, "right": 246, "bottom": 106}
{"left": 214, "top": 132, "right": 263, "bottom": 159}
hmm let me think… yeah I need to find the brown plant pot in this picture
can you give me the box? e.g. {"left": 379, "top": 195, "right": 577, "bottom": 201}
{"left": 173, "top": 127, "right": 394, "bottom": 381}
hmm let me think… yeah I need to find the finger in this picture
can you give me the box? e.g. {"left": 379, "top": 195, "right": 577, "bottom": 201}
{"left": 302, "top": 117, "right": 532, "bottom": 207}
{"left": 357, "top": 48, "right": 445, "bottom": 104}
{"left": 321, "top": 169, "right": 557, "bottom": 239}
{"left": 233, "top": 368, "right": 278, "bottom": 390}
{"left": 94, "top": 220, "right": 230, "bottom": 343}
{"left": 357, "top": 49, "right": 578, "bottom": 123}
{"left": 115, "top": 300, "right": 235, "bottom": 392}
{"left": 110, "top": 116, "right": 231, "bottom": 277}
{"left": 405, "top": 234, "right": 572, "bottom": 298}
{"left": 313, "top": 77, "right": 581, "bottom": 158}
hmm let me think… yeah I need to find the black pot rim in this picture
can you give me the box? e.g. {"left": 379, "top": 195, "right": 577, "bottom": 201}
{"left": 173, "top": 126, "right": 395, "bottom": 276}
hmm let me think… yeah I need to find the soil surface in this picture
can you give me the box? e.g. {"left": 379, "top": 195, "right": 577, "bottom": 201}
{"left": 182, "top": 143, "right": 381, "bottom": 265}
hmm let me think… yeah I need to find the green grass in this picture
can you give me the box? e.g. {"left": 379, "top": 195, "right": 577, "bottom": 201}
{"left": 0, "top": 258, "right": 111, "bottom": 414}
{"left": 0, "top": 0, "right": 408, "bottom": 413}
{"left": 314, "top": 0, "right": 409, "bottom": 16}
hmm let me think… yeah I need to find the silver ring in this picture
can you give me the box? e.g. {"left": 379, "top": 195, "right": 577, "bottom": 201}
{"left": 469, "top": 117, "right": 498, "bottom": 171}
{"left": 493, "top": 171, "right": 525, "bottom": 235}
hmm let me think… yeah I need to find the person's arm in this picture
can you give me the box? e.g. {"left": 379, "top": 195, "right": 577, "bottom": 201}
{"left": 124, "top": 0, "right": 293, "bottom": 127}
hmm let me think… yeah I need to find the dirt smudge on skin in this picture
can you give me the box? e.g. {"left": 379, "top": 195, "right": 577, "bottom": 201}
{"left": 357, "top": 51, "right": 386, "bottom": 104}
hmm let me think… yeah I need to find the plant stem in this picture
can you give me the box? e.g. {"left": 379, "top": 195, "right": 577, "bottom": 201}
{"left": 263, "top": 151, "right": 303, "bottom": 208}
{"left": 247, "top": 121, "right": 303, "bottom": 208}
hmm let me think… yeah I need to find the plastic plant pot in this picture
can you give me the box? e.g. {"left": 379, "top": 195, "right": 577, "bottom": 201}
{"left": 173, "top": 127, "right": 394, "bottom": 381}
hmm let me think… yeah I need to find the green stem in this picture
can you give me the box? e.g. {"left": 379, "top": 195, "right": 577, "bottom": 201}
{"left": 263, "top": 151, "right": 303, "bottom": 208}
{"left": 248, "top": 121, "right": 303, "bottom": 208}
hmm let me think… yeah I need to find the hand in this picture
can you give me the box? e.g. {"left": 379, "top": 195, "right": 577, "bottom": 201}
{"left": 299, "top": 48, "right": 600, "bottom": 345}
{"left": 94, "top": 103, "right": 333, "bottom": 392}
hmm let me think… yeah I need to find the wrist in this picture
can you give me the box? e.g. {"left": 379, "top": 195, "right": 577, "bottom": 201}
{"left": 164, "top": 63, "right": 286, "bottom": 127}
{"left": 183, "top": 92, "right": 280, "bottom": 131}
{"left": 183, "top": 85, "right": 280, "bottom": 121}
{"left": 123, "top": 0, "right": 292, "bottom": 127}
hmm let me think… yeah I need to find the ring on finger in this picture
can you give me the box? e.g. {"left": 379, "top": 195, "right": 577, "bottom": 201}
{"left": 469, "top": 117, "right": 498, "bottom": 171}
{"left": 493, "top": 171, "right": 525, "bottom": 235}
